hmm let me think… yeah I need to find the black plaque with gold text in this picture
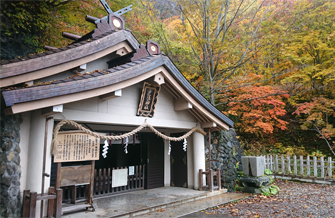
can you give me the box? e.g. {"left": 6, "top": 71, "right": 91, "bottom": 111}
{"left": 137, "top": 82, "right": 160, "bottom": 117}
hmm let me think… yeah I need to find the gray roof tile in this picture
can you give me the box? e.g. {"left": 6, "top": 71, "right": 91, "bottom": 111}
{"left": 2, "top": 55, "right": 233, "bottom": 127}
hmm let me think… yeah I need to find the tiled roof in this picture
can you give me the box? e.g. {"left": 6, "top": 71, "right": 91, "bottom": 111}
{"left": 0, "top": 30, "right": 139, "bottom": 79}
{"left": 2, "top": 55, "right": 234, "bottom": 127}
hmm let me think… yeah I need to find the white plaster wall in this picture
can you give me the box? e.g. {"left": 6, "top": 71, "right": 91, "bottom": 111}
{"left": 19, "top": 112, "right": 31, "bottom": 196}
{"left": 37, "top": 53, "right": 119, "bottom": 84}
{"left": 85, "top": 52, "right": 119, "bottom": 72}
{"left": 64, "top": 82, "right": 197, "bottom": 124}
{"left": 61, "top": 81, "right": 199, "bottom": 190}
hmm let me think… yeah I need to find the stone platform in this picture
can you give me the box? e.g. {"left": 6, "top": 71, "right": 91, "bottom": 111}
{"left": 61, "top": 187, "right": 248, "bottom": 218}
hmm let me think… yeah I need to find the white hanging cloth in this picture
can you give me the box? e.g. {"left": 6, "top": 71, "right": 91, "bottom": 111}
{"left": 183, "top": 138, "right": 187, "bottom": 151}
{"left": 168, "top": 140, "right": 171, "bottom": 155}
{"left": 102, "top": 140, "right": 109, "bottom": 158}
{"left": 124, "top": 137, "right": 129, "bottom": 154}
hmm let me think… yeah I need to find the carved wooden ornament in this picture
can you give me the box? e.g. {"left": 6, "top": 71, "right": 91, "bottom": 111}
{"left": 137, "top": 82, "right": 161, "bottom": 117}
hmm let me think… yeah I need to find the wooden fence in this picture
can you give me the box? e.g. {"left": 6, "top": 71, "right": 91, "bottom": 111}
{"left": 94, "top": 165, "right": 145, "bottom": 197}
{"left": 199, "top": 169, "right": 221, "bottom": 192}
{"left": 263, "top": 155, "right": 335, "bottom": 185}
{"left": 61, "top": 165, "right": 145, "bottom": 203}
{"left": 22, "top": 187, "right": 62, "bottom": 218}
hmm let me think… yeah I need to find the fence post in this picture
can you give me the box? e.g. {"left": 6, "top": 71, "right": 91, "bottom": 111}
{"left": 208, "top": 169, "right": 214, "bottom": 192}
{"left": 275, "top": 155, "right": 278, "bottom": 173}
{"left": 216, "top": 169, "right": 221, "bottom": 190}
{"left": 270, "top": 155, "right": 273, "bottom": 171}
{"left": 281, "top": 155, "right": 285, "bottom": 175}
{"left": 22, "top": 190, "right": 31, "bottom": 218}
{"left": 300, "top": 156, "right": 304, "bottom": 176}
{"left": 199, "top": 169, "right": 203, "bottom": 191}
{"left": 29, "top": 192, "right": 37, "bottom": 218}
{"left": 307, "top": 156, "right": 310, "bottom": 176}
{"left": 293, "top": 156, "right": 297, "bottom": 176}
{"left": 313, "top": 156, "right": 317, "bottom": 177}
{"left": 55, "top": 189, "right": 63, "bottom": 218}
{"left": 328, "top": 157, "right": 333, "bottom": 179}
{"left": 320, "top": 156, "right": 324, "bottom": 178}
{"left": 47, "top": 187, "right": 55, "bottom": 218}
{"left": 287, "top": 155, "right": 291, "bottom": 174}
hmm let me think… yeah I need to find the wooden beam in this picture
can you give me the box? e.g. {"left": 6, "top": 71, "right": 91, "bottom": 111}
{"left": 62, "top": 32, "right": 81, "bottom": 40}
{"left": 116, "top": 47, "right": 130, "bottom": 56}
{"left": 25, "top": 81, "right": 33, "bottom": 86}
{"left": 188, "top": 109, "right": 206, "bottom": 123}
{"left": 85, "top": 15, "right": 98, "bottom": 24}
{"left": 41, "top": 105, "right": 63, "bottom": 116}
{"left": 174, "top": 98, "right": 192, "bottom": 111}
{"left": 154, "top": 73, "right": 165, "bottom": 85}
{"left": 99, "top": 89, "right": 122, "bottom": 101}
{"left": 201, "top": 122, "right": 217, "bottom": 129}
{"left": 44, "top": 45, "right": 57, "bottom": 50}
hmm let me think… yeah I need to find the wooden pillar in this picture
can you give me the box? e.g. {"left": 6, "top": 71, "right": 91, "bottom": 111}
{"left": 88, "top": 160, "right": 95, "bottom": 204}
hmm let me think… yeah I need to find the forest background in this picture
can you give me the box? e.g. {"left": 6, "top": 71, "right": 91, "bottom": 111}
{"left": 1, "top": 0, "right": 334, "bottom": 157}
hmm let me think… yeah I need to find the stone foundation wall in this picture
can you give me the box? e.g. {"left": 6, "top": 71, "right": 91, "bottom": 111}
{"left": 0, "top": 114, "right": 22, "bottom": 218}
{"left": 205, "top": 128, "right": 244, "bottom": 191}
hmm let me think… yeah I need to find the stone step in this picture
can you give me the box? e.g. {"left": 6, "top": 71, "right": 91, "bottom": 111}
{"left": 114, "top": 189, "right": 228, "bottom": 218}
{"left": 135, "top": 192, "right": 249, "bottom": 218}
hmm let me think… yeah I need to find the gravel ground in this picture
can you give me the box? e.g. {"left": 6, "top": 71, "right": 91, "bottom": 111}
{"left": 201, "top": 180, "right": 335, "bottom": 217}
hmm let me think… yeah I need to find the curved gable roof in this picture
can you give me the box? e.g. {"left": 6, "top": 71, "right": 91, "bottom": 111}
{"left": 0, "top": 30, "right": 139, "bottom": 87}
{"left": 2, "top": 55, "right": 234, "bottom": 128}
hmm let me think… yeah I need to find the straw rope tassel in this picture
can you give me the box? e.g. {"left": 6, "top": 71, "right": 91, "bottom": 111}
{"left": 51, "top": 119, "right": 206, "bottom": 155}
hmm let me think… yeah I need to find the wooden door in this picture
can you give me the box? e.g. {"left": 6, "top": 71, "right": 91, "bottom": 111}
{"left": 170, "top": 133, "right": 187, "bottom": 187}
{"left": 145, "top": 133, "right": 164, "bottom": 189}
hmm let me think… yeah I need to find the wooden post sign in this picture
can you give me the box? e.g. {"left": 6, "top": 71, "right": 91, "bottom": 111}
{"left": 54, "top": 132, "right": 100, "bottom": 162}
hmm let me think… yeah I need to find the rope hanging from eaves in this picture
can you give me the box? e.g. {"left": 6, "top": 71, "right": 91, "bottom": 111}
{"left": 51, "top": 119, "right": 206, "bottom": 155}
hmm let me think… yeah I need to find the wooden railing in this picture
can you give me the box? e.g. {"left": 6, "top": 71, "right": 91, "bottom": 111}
{"left": 199, "top": 169, "right": 221, "bottom": 192}
{"left": 61, "top": 165, "right": 145, "bottom": 203}
{"left": 94, "top": 165, "right": 145, "bottom": 197}
{"left": 263, "top": 154, "right": 335, "bottom": 184}
{"left": 62, "top": 184, "right": 88, "bottom": 203}
{"left": 22, "top": 187, "right": 62, "bottom": 218}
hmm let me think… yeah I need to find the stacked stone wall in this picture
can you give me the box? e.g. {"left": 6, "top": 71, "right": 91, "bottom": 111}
{"left": 0, "top": 114, "right": 22, "bottom": 218}
{"left": 205, "top": 128, "right": 244, "bottom": 191}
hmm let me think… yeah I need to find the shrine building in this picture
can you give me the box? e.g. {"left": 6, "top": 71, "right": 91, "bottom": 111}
{"left": 0, "top": 9, "right": 234, "bottom": 218}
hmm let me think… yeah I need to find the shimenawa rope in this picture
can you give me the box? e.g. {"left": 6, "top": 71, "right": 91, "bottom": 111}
{"left": 51, "top": 119, "right": 206, "bottom": 155}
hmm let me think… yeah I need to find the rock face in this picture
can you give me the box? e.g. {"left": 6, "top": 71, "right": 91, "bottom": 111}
{"left": 205, "top": 128, "right": 244, "bottom": 191}
{"left": 0, "top": 114, "right": 22, "bottom": 218}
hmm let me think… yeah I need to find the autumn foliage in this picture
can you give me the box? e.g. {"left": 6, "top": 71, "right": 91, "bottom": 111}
{"left": 1, "top": 0, "right": 334, "bottom": 156}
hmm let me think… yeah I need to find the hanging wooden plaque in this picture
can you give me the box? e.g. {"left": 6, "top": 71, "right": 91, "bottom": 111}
{"left": 54, "top": 132, "right": 100, "bottom": 162}
{"left": 137, "top": 82, "right": 160, "bottom": 117}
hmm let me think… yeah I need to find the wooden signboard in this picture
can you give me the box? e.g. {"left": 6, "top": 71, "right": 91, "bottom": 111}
{"left": 137, "top": 82, "right": 160, "bottom": 117}
{"left": 59, "top": 165, "right": 91, "bottom": 187}
{"left": 54, "top": 132, "right": 100, "bottom": 163}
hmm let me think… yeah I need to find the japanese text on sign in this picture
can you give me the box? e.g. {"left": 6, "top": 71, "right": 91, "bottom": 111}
{"left": 54, "top": 132, "right": 100, "bottom": 162}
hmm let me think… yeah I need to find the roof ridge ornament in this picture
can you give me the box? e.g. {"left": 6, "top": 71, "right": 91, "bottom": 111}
{"left": 96, "top": 0, "right": 132, "bottom": 24}
{"left": 130, "top": 40, "right": 161, "bottom": 62}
